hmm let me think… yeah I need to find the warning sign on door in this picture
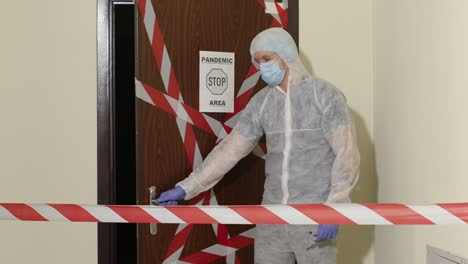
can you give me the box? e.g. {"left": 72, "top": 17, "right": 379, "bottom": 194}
{"left": 199, "top": 51, "right": 235, "bottom": 113}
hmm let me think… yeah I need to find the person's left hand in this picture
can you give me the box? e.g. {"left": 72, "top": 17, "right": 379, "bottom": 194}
{"left": 315, "top": 224, "right": 339, "bottom": 242}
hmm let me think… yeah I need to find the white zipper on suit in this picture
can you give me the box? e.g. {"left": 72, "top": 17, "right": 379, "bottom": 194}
{"left": 281, "top": 87, "right": 292, "bottom": 204}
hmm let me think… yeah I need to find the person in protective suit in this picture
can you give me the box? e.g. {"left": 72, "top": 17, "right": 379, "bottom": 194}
{"left": 158, "top": 27, "right": 360, "bottom": 264}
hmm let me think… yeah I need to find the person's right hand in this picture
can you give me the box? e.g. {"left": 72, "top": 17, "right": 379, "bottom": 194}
{"left": 157, "top": 186, "right": 186, "bottom": 205}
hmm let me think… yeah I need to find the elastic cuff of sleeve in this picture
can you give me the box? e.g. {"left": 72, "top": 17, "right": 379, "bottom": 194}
{"left": 175, "top": 183, "right": 195, "bottom": 200}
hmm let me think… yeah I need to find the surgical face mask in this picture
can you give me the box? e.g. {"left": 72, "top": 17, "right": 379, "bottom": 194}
{"left": 259, "top": 59, "right": 286, "bottom": 86}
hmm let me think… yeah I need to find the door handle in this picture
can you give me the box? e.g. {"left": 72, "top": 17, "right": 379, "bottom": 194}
{"left": 149, "top": 186, "right": 158, "bottom": 236}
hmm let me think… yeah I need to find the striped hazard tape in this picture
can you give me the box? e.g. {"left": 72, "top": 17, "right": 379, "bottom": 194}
{"left": 178, "top": 228, "right": 255, "bottom": 263}
{"left": 138, "top": 0, "right": 204, "bottom": 169}
{"left": 257, "top": 0, "right": 289, "bottom": 28}
{"left": 135, "top": 78, "right": 269, "bottom": 160}
{"left": 137, "top": 0, "right": 240, "bottom": 262}
{"left": 1, "top": 203, "right": 467, "bottom": 225}
{"left": 136, "top": 0, "right": 273, "bottom": 262}
{"left": 136, "top": 80, "right": 231, "bottom": 141}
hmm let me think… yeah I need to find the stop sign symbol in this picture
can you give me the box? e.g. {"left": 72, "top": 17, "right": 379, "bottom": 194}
{"left": 206, "top": 68, "right": 228, "bottom": 95}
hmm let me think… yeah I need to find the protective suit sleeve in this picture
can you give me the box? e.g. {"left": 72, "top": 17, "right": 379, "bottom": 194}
{"left": 176, "top": 94, "right": 264, "bottom": 200}
{"left": 320, "top": 85, "right": 360, "bottom": 203}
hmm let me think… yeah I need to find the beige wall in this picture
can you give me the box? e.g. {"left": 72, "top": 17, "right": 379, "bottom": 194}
{"left": 299, "top": 1, "right": 375, "bottom": 264}
{"left": 0, "top": 1, "right": 97, "bottom": 263}
{"left": 374, "top": 0, "right": 468, "bottom": 263}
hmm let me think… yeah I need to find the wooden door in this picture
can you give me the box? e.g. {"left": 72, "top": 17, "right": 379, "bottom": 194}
{"left": 135, "top": 1, "right": 296, "bottom": 263}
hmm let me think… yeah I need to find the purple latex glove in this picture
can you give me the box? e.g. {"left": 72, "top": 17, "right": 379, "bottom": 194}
{"left": 157, "top": 186, "right": 186, "bottom": 205}
{"left": 315, "top": 224, "right": 339, "bottom": 242}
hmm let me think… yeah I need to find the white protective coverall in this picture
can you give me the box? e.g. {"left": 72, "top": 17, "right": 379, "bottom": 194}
{"left": 176, "top": 28, "right": 360, "bottom": 264}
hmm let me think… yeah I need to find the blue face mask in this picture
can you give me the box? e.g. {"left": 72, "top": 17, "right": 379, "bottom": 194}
{"left": 259, "top": 60, "right": 286, "bottom": 86}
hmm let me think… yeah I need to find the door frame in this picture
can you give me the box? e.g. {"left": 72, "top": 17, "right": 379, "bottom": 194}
{"left": 97, "top": 1, "right": 134, "bottom": 264}
{"left": 96, "top": 1, "right": 299, "bottom": 263}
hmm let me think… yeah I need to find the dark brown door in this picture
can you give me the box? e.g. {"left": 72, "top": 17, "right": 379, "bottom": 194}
{"left": 135, "top": 1, "right": 295, "bottom": 263}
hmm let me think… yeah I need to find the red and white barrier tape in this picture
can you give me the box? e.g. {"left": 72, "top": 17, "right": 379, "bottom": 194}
{"left": 178, "top": 228, "right": 255, "bottom": 264}
{"left": 257, "top": 0, "right": 288, "bottom": 28}
{"left": 136, "top": 80, "right": 232, "bottom": 141}
{"left": 136, "top": 78, "right": 271, "bottom": 157}
{"left": 136, "top": 1, "right": 267, "bottom": 261}
{"left": 1, "top": 203, "right": 467, "bottom": 225}
{"left": 138, "top": 0, "right": 204, "bottom": 170}
{"left": 137, "top": 1, "right": 234, "bottom": 261}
